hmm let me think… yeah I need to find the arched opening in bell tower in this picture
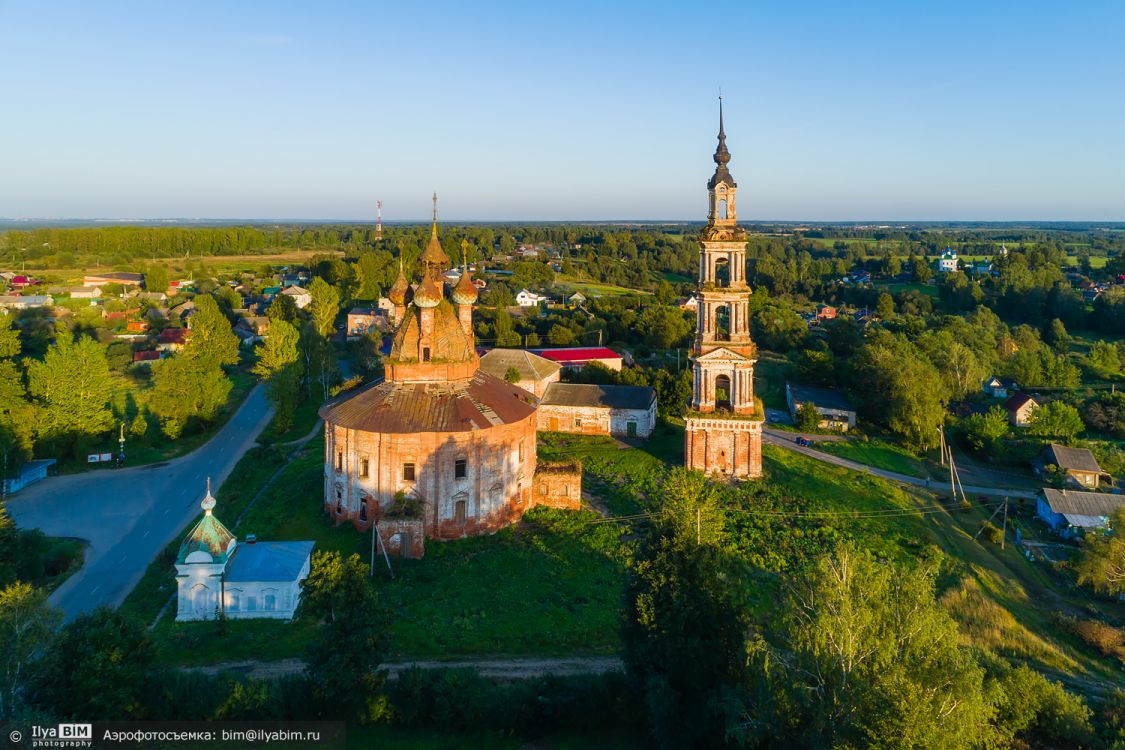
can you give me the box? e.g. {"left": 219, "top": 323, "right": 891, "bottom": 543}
{"left": 715, "top": 303, "right": 731, "bottom": 341}
{"left": 714, "top": 257, "right": 730, "bottom": 287}
{"left": 715, "top": 374, "right": 732, "bottom": 411}
{"left": 717, "top": 198, "right": 728, "bottom": 220}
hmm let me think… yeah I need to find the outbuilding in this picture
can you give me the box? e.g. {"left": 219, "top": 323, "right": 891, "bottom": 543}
{"left": 1037, "top": 488, "right": 1124, "bottom": 538}
{"left": 537, "top": 382, "right": 657, "bottom": 439}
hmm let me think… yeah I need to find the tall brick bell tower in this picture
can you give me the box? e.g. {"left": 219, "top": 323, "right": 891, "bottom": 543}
{"left": 683, "top": 99, "right": 763, "bottom": 479}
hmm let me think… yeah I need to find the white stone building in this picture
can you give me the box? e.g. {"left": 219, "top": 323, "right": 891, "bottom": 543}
{"left": 537, "top": 383, "right": 657, "bottom": 439}
{"left": 281, "top": 285, "right": 313, "bottom": 309}
{"left": 515, "top": 289, "right": 549, "bottom": 307}
{"left": 175, "top": 483, "right": 314, "bottom": 622}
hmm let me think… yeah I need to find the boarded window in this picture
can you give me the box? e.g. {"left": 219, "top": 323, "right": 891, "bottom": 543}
{"left": 359, "top": 457, "right": 370, "bottom": 478}
{"left": 335, "top": 451, "right": 343, "bottom": 471}
{"left": 455, "top": 458, "right": 467, "bottom": 479}
{"left": 402, "top": 462, "right": 416, "bottom": 481}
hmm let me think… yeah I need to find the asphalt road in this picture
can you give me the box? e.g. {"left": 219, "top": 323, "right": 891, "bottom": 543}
{"left": 7, "top": 385, "right": 273, "bottom": 622}
{"left": 762, "top": 427, "right": 1038, "bottom": 500}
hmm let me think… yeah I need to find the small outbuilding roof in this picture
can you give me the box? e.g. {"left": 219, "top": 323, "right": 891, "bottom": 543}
{"left": 530, "top": 347, "right": 623, "bottom": 365}
{"left": 1042, "top": 443, "right": 1102, "bottom": 474}
{"left": 225, "top": 541, "right": 314, "bottom": 583}
{"left": 479, "top": 348, "right": 561, "bottom": 382}
{"left": 1040, "top": 488, "right": 1123, "bottom": 520}
{"left": 787, "top": 382, "right": 854, "bottom": 412}
{"left": 540, "top": 383, "right": 655, "bottom": 411}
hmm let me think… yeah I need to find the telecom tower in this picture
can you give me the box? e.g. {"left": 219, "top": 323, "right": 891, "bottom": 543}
{"left": 376, "top": 200, "right": 383, "bottom": 241}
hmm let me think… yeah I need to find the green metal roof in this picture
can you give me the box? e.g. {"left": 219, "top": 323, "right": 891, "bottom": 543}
{"left": 177, "top": 501, "right": 236, "bottom": 564}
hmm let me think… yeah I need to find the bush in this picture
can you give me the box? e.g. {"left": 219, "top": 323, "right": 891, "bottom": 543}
{"left": 1059, "top": 615, "right": 1125, "bottom": 663}
{"left": 982, "top": 521, "right": 1003, "bottom": 545}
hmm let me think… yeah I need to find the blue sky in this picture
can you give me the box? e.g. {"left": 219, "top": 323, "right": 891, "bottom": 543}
{"left": 1, "top": 0, "right": 1123, "bottom": 221}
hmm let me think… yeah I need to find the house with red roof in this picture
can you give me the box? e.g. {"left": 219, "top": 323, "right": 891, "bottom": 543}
{"left": 529, "top": 346, "right": 624, "bottom": 371}
{"left": 156, "top": 327, "right": 188, "bottom": 352}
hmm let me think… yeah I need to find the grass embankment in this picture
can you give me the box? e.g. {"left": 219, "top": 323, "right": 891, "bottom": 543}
{"left": 814, "top": 438, "right": 935, "bottom": 478}
{"left": 256, "top": 396, "right": 323, "bottom": 445}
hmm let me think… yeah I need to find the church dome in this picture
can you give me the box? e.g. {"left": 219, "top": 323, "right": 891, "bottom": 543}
{"left": 413, "top": 270, "right": 443, "bottom": 308}
{"left": 451, "top": 266, "right": 478, "bottom": 305}
{"left": 177, "top": 483, "right": 236, "bottom": 564}
{"left": 388, "top": 263, "right": 411, "bottom": 305}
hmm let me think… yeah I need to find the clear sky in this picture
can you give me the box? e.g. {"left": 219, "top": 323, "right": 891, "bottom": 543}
{"left": 1, "top": 0, "right": 1123, "bottom": 221}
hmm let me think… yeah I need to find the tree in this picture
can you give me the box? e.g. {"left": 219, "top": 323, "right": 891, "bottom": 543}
{"left": 253, "top": 319, "right": 302, "bottom": 432}
{"left": 27, "top": 329, "right": 115, "bottom": 452}
{"left": 301, "top": 552, "right": 390, "bottom": 721}
{"left": 1044, "top": 318, "right": 1070, "bottom": 353}
{"left": 32, "top": 607, "right": 155, "bottom": 720}
{"left": 492, "top": 309, "right": 520, "bottom": 347}
{"left": 875, "top": 292, "right": 895, "bottom": 319}
{"left": 636, "top": 306, "right": 691, "bottom": 349}
{"left": 300, "top": 323, "right": 337, "bottom": 403}
{"left": 1087, "top": 340, "right": 1121, "bottom": 377}
{"left": 0, "top": 582, "right": 61, "bottom": 719}
{"left": 547, "top": 324, "right": 577, "bottom": 347}
{"left": 0, "top": 316, "right": 21, "bottom": 358}
{"left": 308, "top": 277, "right": 340, "bottom": 337}
{"left": 504, "top": 366, "right": 521, "bottom": 384}
{"left": 796, "top": 401, "right": 820, "bottom": 431}
{"left": 910, "top": 254, "right": 933, "bottom": 284}
{"left": 852, "top": 333, "right": 946, "bottom": 450}
{"left": 143, "top": 265, "right": 169, "bottom": 297}
{"left": 622, "top": 470, "right": 747, "bottom": 749}
{"left": 748, "top": 546, "right": 990, "bottom": 749}
{"left": 1028, "top": 400, "right": 1084, "bottom": 441}
{"left": 1074, "top": 507, "right": 1125, "bottom": 597}
{"left": 182, "top": 295, "right": 239, "bottom": 370}
{"left": 148, "top": 355, "right": 233, "bottom": 438}
{"left": 267, "top": 294, "right": 299, "bottom": 326}
{"left": 961, "top": 406, "right": 1008, "bottom": 454}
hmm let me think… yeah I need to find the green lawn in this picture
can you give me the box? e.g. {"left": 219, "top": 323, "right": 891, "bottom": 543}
{"left": 257, "top": 395, "right": 324, "bottom": 445}
{"left": 752, "top": 354, "right": 792, "bottom": 410}
{"left": 815, "top": 438, "right": 935, "bottom": 478}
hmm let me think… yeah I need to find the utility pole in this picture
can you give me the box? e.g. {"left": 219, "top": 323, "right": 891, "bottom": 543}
{"left": 938, "top": 427, "right": 946, "bottom": 467}
{"left": 1000, "top": 497, "right": 1008, "bottom": 550}
{"left": 696, "top": 507, "right": 701, "bottom": 545}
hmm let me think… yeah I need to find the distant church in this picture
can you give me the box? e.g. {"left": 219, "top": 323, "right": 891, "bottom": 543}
{"left": 319, "top": 198, "right": 581, "bottom": 558}
{"left": 683, "top": 102, "right": 764, "bottom": 478}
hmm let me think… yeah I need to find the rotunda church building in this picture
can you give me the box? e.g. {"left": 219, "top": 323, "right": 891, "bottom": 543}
{"left": 319, "top": 201, "right": 573, "bottom": 551}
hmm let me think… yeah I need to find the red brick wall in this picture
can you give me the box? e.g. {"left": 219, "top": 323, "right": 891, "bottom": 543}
{"left": 533, "top": 464, "right": 583, "bottom": 510}
{"left": 684, "top": 417, "right": 762, "bottom": 479}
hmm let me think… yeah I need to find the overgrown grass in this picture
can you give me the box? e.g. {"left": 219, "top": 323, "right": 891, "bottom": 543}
{"left": 815, "top": 438, "right": 935, "bottom": 478}
{"left": 257, "top": 396, "right": 323, "bottom": 445}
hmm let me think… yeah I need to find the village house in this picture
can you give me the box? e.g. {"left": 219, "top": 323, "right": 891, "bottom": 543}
{"left": 8, "top": 275, "right": 39, "bottom": 288}
{"left": 1037, "top": 443, "right": 1107, "bottom": 489}
{"left": 281, "top": 285, "right": 312, "bottom": 309}
{"left": 785, "top": 382, "right": 857, "bottom": 431}
{"left": 567, "top": 291, "right": 588, "bottom": 308}
{"left": 346, "top": 307, "right": 386, "bottom": 336}
{"left": 133, "top": 350, "right": 162, "bottom": 366}
{"left": 83, "top": 271, "right": 144, "bottom": 288}
{"left": 126, "top": 319, "right": 149, "bottom": 333}
{"left": 515, "top": 289, "right": 549, "bottom": 307}
{"left": 537, "top": 383, "right": 657, "bottom": 439}
{"left": 175, "top": 483, "right": 314, "bottom": 622}
{"left": 156, "top": 327, "right": 188, "bottom": 352}
{"left": 49, "top": 286, "right": 101, "bottom": 299}
{"left": 1004, "top": 392, "right": 1039, "bottom": 426}
{"left": 982, "top": 375, "right": 1019, "bottom": 399}
{"left": 815, "top": 304, "right": 837, "bottom": 322}
{"left": 1037, "top": 488, "right": 1124, "bottom": 538}
{"left": 677, "top": 296, "right": 699, "bottom": 312}
{"left": 479, "top": 348, "right": 561, "bottom": 398}
{"left": 529, "top": 346, "right": 624, "bottom": 371}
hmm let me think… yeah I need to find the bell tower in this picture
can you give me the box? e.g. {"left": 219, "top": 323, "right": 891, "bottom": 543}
{"left": 683, "top": 99, "right": 763, "bottom": 479}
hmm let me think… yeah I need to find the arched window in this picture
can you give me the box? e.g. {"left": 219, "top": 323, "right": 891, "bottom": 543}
{"left": 191, "top": 583, "right": 210, "bottom": 613}
{"left": 715, "top": 374, "right": 732, "bottom": 411}
{"left": 717, "top": 199, "right": 728, "bottom": 220}
{"left": 359, "top": 502, "right": 368, "bottom": 522}
{"left": 715, "top": 304, "right": 731, "bottom": 341}
{"left": 263, "top": 589, "right": 277, "bottom": 611}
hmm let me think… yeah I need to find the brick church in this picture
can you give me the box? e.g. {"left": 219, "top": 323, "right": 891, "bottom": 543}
{"left": 319, "top": 198, "right": 579, "bottom": 557}
{"left": 683, "top": 102, "right": 764, "bottom": 478}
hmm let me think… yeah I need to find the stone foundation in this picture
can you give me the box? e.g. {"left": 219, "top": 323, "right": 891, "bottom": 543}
{"left": 377, "top": 518, "right": 426, "bottom": 559}
{"left": 534, "top": 461, "right": 583, "bottom": 510}
{"left": 684, "top": 416, "right": 763, "bottom": 479}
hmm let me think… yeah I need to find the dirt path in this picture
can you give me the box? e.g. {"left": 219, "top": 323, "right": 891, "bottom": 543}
{"left": 185, "top": 655, "right": 624, "bottom": 681}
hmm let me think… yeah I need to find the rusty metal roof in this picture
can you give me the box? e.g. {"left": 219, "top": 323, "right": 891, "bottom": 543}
{"left": 320, "top": 372, "right": 538, "bottom": 433}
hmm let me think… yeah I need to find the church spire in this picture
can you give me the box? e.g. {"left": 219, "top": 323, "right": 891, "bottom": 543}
{"left": 709, "top": 97, "right": 735, "bottom": 189}
{"left": 419, "top": 191, "right": 450, "bottom": 274}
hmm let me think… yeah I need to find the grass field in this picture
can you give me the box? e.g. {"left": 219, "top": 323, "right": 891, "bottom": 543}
{"left": 815, "top": 438, "right": 936, "bottom": 478}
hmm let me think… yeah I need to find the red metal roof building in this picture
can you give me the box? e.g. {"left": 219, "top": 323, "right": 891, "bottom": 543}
{"left": 529, "top": 347, "right": 624, "bottom": 371}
